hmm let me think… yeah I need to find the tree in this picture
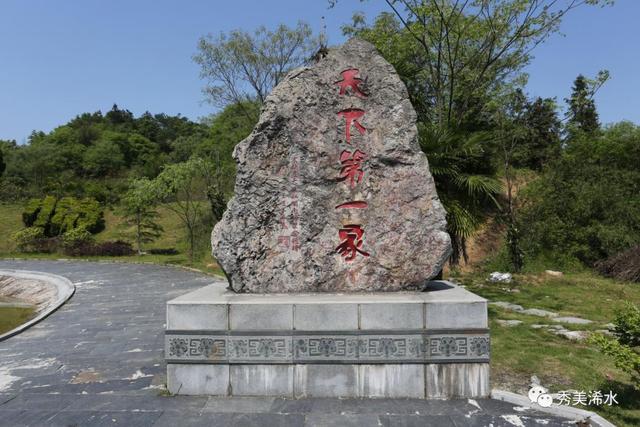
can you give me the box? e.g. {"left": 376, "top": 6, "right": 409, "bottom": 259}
{"left": 152, "top": 158, "right": 209, "bottom": 263}
{"left": 82, "top": 139, "right": 125, "bottom": 177}
{"left": 194, "top": 22, "right": 318, "bottom": 119}
{"left": 340, "top": 0, "right": 611, "bottom": 263}
{"left": 342, "top": 0, "right": 611, "bottom": 130}
{"left": 419, "top": 127, "right": 502, "bottom": 264}
{"left": 106, "top": 104, "right": 134, "bottom": 126}
{"left": 122, "top": 178, "right": 163, "bottom": 255}
{"left": 519, "top": 121, "right": 640, "bottom": 266}
{"left": 565, "top": 73, "right": 606, "bottom": 136}
{"left": 514, "top": 96, "right": 562, "bottom": 170}
{"left": 494, "top": 90, "right": 530, "bottom": 271}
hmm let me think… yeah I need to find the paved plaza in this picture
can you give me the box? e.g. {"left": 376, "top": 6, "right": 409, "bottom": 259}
{"left": 0, "top": 260, "right": 577, "bottom": 426}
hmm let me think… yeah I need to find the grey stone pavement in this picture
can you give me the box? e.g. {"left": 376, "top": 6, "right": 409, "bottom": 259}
{"left": 0, "top": 260, "right": 577, "bottom": 426}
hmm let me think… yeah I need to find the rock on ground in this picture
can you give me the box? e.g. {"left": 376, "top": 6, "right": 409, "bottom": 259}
{"left": 496, "top": 319, "right": 523, "bottom": 327}
{"left": 552, "top": 316, "right": 593, "bottom": 325}
{"left": 212, "top": 38, "right": 451, "bottom": 293}
{"left": 520, "top": 308, "right": 558, "bottom": 318}
{"left": 488, "top": 272, "right": 513, "bottom": 283}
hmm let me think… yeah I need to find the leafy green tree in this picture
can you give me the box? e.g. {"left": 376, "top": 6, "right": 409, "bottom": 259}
{"left": 82, "top": 139, "right": 125, "bottom": 177}
{"left": 200, "top": 101, "right": 260, "bottom": 162}
{"left": 565, "top": 73, "right": 605, "bottom": 136}
{"left": 122, "top": 178, "right": 163, "bottom": 255}
{"left": 493, "top": 90, "right": 532, "bottom": 271}
{"left": 194, "top": 22, "right": 318, "bottom": 117}
{"left": 151, "top": 158, "right": 210, "bottom": 262}
{"left": 0, "top": 107, "right": 208, "bottom": 203}
{"left": 520, "top": 121, "right": 640, "bottom": 265}
{"left": 106, "top": 104, "right": 134, "bottom": 126}
{"left": 342, "top": 0, "right": 611, "bottom": 130}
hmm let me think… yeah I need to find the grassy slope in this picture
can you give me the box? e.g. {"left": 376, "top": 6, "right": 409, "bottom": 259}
{"left": 458, "top": 271, "right": 640, "bottom": 427}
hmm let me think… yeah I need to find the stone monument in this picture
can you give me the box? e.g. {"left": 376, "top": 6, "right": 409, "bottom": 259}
{"left": 165, "top": 38, "right": 490, "bottom": 398}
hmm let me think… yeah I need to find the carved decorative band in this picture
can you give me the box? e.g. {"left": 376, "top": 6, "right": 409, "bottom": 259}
{"left": 165, "top": 330, "right": 490, "bottom": 364}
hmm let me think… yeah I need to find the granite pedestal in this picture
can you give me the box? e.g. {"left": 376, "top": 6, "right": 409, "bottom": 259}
{"left": 165, "top": 281, "right": 490, "bottom": 398}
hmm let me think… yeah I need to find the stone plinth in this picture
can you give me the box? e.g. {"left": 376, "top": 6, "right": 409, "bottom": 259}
{"left": 165, "top": 281, "right": 489, "bottom": 398}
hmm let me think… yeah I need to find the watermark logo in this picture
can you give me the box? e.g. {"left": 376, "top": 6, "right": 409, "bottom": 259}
{"left": 528, "top": 385, "right": 553, "bottom": 408}
{"left": 528, "top": 385, "right": 619, "bottom": 408}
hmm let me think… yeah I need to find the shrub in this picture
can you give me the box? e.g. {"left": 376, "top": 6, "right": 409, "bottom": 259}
{"left": 61, "top": 227, "right": 94, "bottom": 248}
{"left": 147, "top": 248, "right": 179, "bottom": 255}
{"left": 22, "top": 196, "right": 105, "bottom": 237}
{"left": 63, "top": 240, "right": 134, "bottom": 257}
{"left": 590, "top": 303, "right": 640, "bottom": 390}
{"left": 11, "top": 227, "right": 45, "bottom": 252}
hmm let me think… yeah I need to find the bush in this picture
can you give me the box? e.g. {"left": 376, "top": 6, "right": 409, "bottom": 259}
{"left": 595, "top": 245, "right": 640, "bottom": 283}
{"left": 22, "top": 196, "right": 105, "bottom": 237}
{"left": 63, "top": 240, "right": 134, "bottom": 257}
{"left": 11, "top": 227, "right": 45, "bottom": 252}
{"left": 590, "top": 303, "right": 640, "bottom": 390}
{"left": 61, "top": 227, "right": 94, "bottom": 248}
{"left": 147, "top": 248, "right": 179, "bottom": 255}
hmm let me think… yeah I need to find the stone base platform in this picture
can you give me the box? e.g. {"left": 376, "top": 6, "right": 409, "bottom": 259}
{"left": 165, "top": 281, "right": 490, "bottom": 398}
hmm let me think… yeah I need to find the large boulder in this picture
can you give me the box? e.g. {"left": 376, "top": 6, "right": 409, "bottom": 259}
{"left": 212, "top": 38, "right": 451, "bottom": 293}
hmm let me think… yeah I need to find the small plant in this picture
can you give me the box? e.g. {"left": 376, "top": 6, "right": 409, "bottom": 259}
{"left": 590, "top": 303, "right": 640, "bottom": 390}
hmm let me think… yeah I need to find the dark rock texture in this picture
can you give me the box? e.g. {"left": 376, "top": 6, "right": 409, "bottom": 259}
{"left": 212, "top": 38, "right": 451, "bottom": 293}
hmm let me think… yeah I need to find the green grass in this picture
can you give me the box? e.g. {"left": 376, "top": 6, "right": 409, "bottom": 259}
{"left": 457, "top": 271, "right": 640, "bottom": 427}
{"left": 0, "top": 305, "right": 36, "bottom": 335}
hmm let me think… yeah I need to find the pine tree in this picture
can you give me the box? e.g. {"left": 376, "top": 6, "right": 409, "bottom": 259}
{"left": 566, "top": 75, "right": 600, "bottom": 135}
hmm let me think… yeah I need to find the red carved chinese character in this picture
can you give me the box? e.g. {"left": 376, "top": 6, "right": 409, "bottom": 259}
{"left": 336, "top": 224, "right": 370, "bottom": 261}
{"left": 335, "top": 69, "right": 367, "bottom": 98}
{"left": 338, "top": 109, "right": 366, "bottom": 143}
{"left": 338, "top": 149, "right": 366, "bottom": 188}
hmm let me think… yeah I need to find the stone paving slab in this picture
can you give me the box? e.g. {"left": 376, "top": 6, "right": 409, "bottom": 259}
{"left": 0, "top": 260, "right": 583, "bottom": 426}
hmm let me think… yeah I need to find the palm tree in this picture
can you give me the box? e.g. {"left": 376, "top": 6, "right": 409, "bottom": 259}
{"left": 419, "top": 125, "right": 502, "bottom": 265}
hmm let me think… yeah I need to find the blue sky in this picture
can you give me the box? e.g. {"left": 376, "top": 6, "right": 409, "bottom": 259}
{"left": 0, "top": 0, "right": 638, "bottom": 143}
